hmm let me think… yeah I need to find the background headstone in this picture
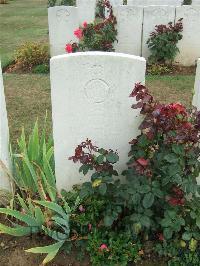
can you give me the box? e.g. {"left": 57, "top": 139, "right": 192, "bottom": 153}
{"left": 193, "top": 59, "right": 200, "bottom": 184}
{"left": 142, "top": 5, "right": 176, "bottom": 59}
{"left": 105, "top": 0, "right": 123, "bottom": 18}
{"left": 114, "top": 6, "right": 143, "bottom": 56}
{"left": 50, "top": 52, "right": 146, "bottom": 191}
{"left": 0, "top": 61, "right": 11, "bottom": 191}
{"left": 175, "top": 6, "right": 200, "bottom": 66}
{"left": 127, "top": 0, "right": 182, "bottom": 6}
{"left": 193, "top": 59, "right": 200, "bottom": 110}
{"left": 192, "top": 0, "right": 200, "bottom": 5}
{"left": 76, "top": 0, "right": 96, "bottom": 25}
{"left": 48, "top": 6, "right": 79, "bottom": 57}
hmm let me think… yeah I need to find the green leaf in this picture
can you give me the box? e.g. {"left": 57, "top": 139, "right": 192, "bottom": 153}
{"left": 160, "top": 218, "right": 171, "bottom": 227}
{"left": 35, "top": 201, "right": 68, "bottom": 220}
{"left": 26, "top": 241, "right": 65, "bottom": 254}
{"left": 35, "top": 207, "right": 45, "bottom": 226}
{"left": 98, "top": 183, "right": 107, "bottom": 195}
{"left": 97, "top": 155, "right": 104, "bottom": 164}
{"left": 164, "top": 154, "right": 179, "bottom": 163}
{"left": 152, "top": 188, "right": 164, "bottom": 198}
{"left": 43, "top": 248, "right": 60, "bottom": 265}
{"left": 17, "top": 194, "right": 30, "bottom": 215}
{"left": 0, "top": 223, "right": 33, "bottom": 236}
{"left": 142, "top": 193, "right": 154, "bottom": 208}
{"left": 196, "top": 217, "right": 200, "bottom": 229}
{"left": 42, "top": 226, "right": 68, "bottom": 241}
{"left": 0, "top": 208, "right": 38, "bottom": 227}
{"left": 163, "top": 228, "right": 173, "bottom": 240}
{"left": 138, "top": 185, "right": 151, "bottom": 194}
{"left": 79, "top": 164, "right": 90, "bottom": 175}
{"left": 106, "top": 152, "right": 119, "bottom": 164}
{"left": 98, "top": 148, "right": 107, "bottom": 155}
{"left": 28, "top": 120, "right": 39, "bottom": 161}
{"left": 104, "top": 215, "right": 114, "bottom": 227}
{"left": 172, "top": 144, "right": 184, "bottom": 155}
{"left": 182, "top": 232, "right": 192, "bottom": 241}
{"left": 140, "top": 215, "right": 151, "bottom": 228}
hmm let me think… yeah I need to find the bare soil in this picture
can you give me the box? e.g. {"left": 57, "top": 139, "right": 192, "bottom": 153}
{"left": 0, "top": 232, "right": 166, "bottom": 266}
{"left": 0, "top": 234, "right": 91, "bottom": 266}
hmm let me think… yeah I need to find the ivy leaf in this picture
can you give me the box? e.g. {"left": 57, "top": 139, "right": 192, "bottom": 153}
{"left": 143, "top": 193, "right": 154, "bottom": 209}
{"left": 106, "top": 152, "right": 119, "bottom": 164}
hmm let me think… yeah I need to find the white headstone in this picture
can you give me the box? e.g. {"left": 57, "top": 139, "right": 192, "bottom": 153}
{"left": 193, "top": 59, "right": 200, "bottom": 110}
{"left": 50, "top": 52, "right": 146, "bottom": 191}
{"left": 114, "top": 6, "right": 143, "bottom": 56}
{"left": 142, "top": 5, "right": 176, "bottom": 59}
{"left": 76, "top": 0, "right": 96, "bottom": 25}
{"left": 105, "top": 0, "right": 123, "bottom": 18}
{"left": 0, "top": 62, "right": 11, "bottom": 191}
{"left": 192, "top": 0, "right": 200, "bottom": 5}
{"left": 48, "top": 6, "right": 79, "bottom": 57}
{"left": 175, "top": 6, "right": 200, "bottom": 66}
{"left": 127, "top": 0, "right": 182, "bottom": 5}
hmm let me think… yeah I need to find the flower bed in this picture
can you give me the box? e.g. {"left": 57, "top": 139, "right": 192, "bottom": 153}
{"left": 1, "top": 81, "right": 200, "bottom": 265}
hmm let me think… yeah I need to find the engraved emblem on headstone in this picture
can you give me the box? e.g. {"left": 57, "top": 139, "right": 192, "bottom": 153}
{"left": 56, "top": 9, "right": 70, "bottom": 22}
{"left": 84, "top": 79, "right": 110, "bottom": 104}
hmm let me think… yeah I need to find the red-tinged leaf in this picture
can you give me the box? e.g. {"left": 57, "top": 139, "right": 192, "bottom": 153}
{"left": 131, "top": 102, "right": 143, "bottom": 109}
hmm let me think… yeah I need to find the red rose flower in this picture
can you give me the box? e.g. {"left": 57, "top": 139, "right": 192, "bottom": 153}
{"left": 168, "top": 197, "right": 185, "bottom": 206}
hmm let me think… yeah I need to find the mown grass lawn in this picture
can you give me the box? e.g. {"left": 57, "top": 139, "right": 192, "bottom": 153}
{"left": 3, "top": 73, "right": 195, "bottom": 145}
{"left": 0, "top": 0, "right": 48, "bottom": 68}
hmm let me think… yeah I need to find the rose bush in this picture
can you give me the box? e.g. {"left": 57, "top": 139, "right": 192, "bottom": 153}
{"left": 65, "top": 1, "right": 117, "bottom": 53}
{"left": 147, "top": 19, "right": 183, "bottom": 64}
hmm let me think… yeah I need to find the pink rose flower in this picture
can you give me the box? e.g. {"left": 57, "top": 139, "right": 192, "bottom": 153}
{"left": 65, "top": 44, "right": 72, "bottom": 53}
{"left": 79, "top": 205, "right": 85, "bottom": 212}
{"left": 137, "top": 158, "right": 149, "bottom": 167}
{"left": 74, "top": 28, "right": 83, "bottom": 39}
{"left": 99, "top": 244, "right": 108, "bottom": 251}
{"left": 83, "top": 21, "right": 88, "bottom": 28}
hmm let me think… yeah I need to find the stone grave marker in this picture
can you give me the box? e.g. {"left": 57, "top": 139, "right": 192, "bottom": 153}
{"left": 105, "top": 0, "right": 123, "bottom": 18}
{"left": 114, "top": 5, "right": 143, "bottom": 56}
{"left": 176, "top": 6, "right": 200, "bottom": 66}
{"left": 48, "top": 6, "right": 79, "bottom": 57}
{"left": 142, "top": 5, "right": 176, "bottom": 59}
{"left": 193, "top": 59, "right": 200, "bottom": 110}
{"left": 76, "top": 0, "right": 96, "bottom": 25}
{"left": 50, "top": 52, "right": 146, "bottom": 190}
{"left": 127, "top": 0, "right": 182, "bottom": 6}
{"left": 0, "top": 61, "right": 11, "bottom": 191}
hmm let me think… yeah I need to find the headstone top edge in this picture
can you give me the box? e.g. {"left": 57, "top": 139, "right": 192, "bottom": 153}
{"left": 50, "top": 52, "right": 146, "bottom": 63}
